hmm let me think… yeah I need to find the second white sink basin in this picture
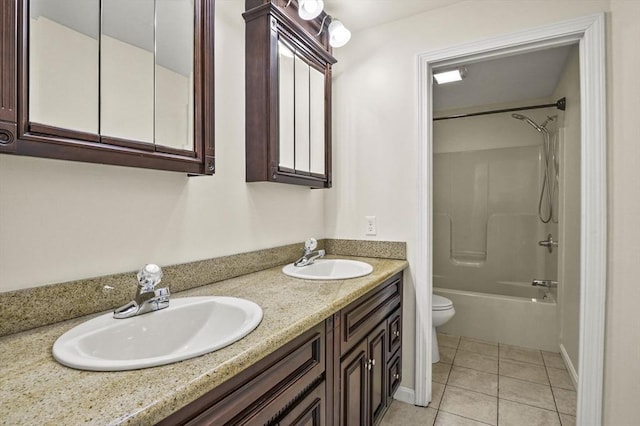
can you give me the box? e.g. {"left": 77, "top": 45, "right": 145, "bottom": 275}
{"left": 282, "top": 259, "right": 373, "bottom": 280}
{"left": 53, "top": 296, "right": 263, "bottom": 371}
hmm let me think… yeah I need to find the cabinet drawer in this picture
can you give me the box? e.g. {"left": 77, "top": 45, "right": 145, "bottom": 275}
{"left": 387, "top": 308, "right": 402, "bottom": 358}
{"left": 387, "top": 352, "right": 402, "bottom": 399}
{"left": 340, "top": 273, "right": 402, "bottom": 355}
{"left": 276, "top": 381, "right": 326, "bottom": 426}
{"left": 158, "top": 322, "right": 325, "bottom": 426}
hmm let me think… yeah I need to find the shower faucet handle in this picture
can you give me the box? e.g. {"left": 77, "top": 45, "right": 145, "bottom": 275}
{"left": 538, "top": 234, "right": 558, "bottom": 253}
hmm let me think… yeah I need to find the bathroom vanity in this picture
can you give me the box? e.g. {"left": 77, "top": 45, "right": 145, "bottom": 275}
{"left": 159, "top": 271, "right": 403, "bottom": 425}
{"left": 0, "top": 255, "right": 407, "bottom": 425}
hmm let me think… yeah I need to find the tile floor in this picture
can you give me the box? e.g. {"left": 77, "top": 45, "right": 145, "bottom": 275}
{"left": 380, "top": 333, "right": 576, "bottom": 426}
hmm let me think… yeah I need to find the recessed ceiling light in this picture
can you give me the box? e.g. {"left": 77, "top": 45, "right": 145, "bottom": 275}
{"left": 433, "top": 67, "right": 467, "bottom": 84}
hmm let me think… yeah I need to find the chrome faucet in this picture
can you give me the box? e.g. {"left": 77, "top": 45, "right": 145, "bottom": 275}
{"left": 532, "top": 279, "right": 558, "bottom": 288}
{"left": 294, "top": 238, "right": 326, "bottom": 267}
{"left": 113, "top": 264, "right": 170, "bottom": 319}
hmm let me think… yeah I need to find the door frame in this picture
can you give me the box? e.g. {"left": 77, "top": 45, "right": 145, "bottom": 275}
{"left": 413, "top": 13, "right": 606, "bottom": 425}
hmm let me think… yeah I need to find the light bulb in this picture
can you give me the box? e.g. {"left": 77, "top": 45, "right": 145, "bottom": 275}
{"left": 298, "top": 0, "right": 324, "bottom": 20}
{"left": 328, "top": 19, "right": 351, "bottom": 48}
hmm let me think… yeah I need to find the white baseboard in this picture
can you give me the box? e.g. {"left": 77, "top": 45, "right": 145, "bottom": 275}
{"left": 393, "top": 386, "right": 415, "bottom": 405}
{"left": 560, "top": 343, "right": 579, "bottom": 389}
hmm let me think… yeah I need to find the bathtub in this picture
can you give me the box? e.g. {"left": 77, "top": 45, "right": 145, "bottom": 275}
{"left": 434, "top": 283, "right": 558, "bottom": 352}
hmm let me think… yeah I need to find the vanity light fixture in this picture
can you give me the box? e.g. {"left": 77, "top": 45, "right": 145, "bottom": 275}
{"left": 433, "top": 67, "right": 467, "bottom": 84}
{"left": 317, "top": 15, "right": 351, "bottom": 48}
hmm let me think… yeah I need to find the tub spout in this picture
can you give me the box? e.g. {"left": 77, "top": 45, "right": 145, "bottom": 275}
{"left": 532, "top": 279, "right": 558, "bottom": 288}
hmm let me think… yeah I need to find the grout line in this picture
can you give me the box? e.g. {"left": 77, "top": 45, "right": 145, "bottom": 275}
{"left": 497, "top": 362, "right": 500, "bottom": 425}
{"left": 542, "top": 350, "right": 563, "bottom": 417}
{"left": 498, "top": 375, "right": 549, "bottom": 387}
{"left": 437, "top": 405, "right": 495, "bottom": 426}
{"left": 446, "top": 383, "right": 498, "bottom": 399}
{"left": 448, "top": 362, "right": 498, "bottom": 376}
{"left": 499, "top": 396, "right": 560, "bottom": 413}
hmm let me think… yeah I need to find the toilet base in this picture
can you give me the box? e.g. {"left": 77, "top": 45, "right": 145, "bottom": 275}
{"left": 432, "top": 326, "right": 440, "bottom": 363}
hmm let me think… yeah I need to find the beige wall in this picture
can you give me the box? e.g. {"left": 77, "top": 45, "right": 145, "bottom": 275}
{"left": 604, "top": 0, "right": 640, "bottom": 422}
{"left": 0, "top": 0, "right": 325, "bottom": 292}
{"left": 554, "top": 45, "right": 581, "bottom": 372}
{"left": 329, "top": 0, "right": 640, "bottom": 422}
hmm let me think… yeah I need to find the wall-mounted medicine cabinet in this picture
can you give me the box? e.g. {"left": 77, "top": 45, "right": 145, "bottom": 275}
{"left": 243, "top": 0, "right": 336, "bottom": 189}
{"left": 0, "top": 0, "right": 214, "bottom": 175}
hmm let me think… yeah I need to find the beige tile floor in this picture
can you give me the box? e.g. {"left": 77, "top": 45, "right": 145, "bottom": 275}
{"left": 380, "top": 333, "right": 576, "bottom": 426}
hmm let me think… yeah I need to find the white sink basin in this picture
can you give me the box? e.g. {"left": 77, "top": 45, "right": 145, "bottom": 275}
{"left": 282, "top": 259, "right": 373, "bottom": 280}
{"left": 53, "top": 296, "right": 263, "bottom": 371}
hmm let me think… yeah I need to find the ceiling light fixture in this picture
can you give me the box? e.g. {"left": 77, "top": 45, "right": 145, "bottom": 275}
{"left": 317, "top": 15, "right": 351, "bottom": 48}
{"left": 433, "top": 67, "right": 467, "bottom": 84}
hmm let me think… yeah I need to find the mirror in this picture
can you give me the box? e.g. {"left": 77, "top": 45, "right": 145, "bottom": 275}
{"left": 29, "top": 0, "right": 100, "bottom": 134}
{"left": 309, "top": 65, "right": 325, "bottom": 176}
{"left": 29, "top": 0, "right": 195, "bottom": 152}
{"left": 277, "top": 39, "right": 326, "bottom": 176}
{"left": 278, "top": 40, "right": 295, "bottom": 170}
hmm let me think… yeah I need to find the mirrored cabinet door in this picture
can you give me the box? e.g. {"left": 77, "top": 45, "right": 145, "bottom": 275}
{"left": 293, "top": 54, "right": 310, "bottom": 174}
{"left": 100, "top": 0, "right": 155, "bottom": 144}
{"left": 154, "top": 0, "right": 194, "bottom": 152}
{"left": 278, "top": 40, "right": 295, "bottom": 171}
{"left": 1, "top": 0, "right": 214, "bottom": 175}
{"left": 244, "top": 1, "right": 336, "bottom": 189}
{"left": 309, "top": 65, "right": 325, "bottom": 176}
{"left": 29, "top": 0, "right": 100, "bottom": 135}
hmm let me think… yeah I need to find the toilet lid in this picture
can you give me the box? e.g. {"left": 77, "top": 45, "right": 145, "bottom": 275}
{"left": 433, "top": 294, "right": 453, "bottom": 311}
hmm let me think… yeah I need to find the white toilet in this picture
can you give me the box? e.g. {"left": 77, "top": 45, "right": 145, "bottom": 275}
{"left": 432, "top": 294, "right": 455, "bottom": 363}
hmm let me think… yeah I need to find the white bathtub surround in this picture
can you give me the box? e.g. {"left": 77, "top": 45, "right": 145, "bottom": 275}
{"left": 434, "top": 287, "right": 557, "bottom": 352}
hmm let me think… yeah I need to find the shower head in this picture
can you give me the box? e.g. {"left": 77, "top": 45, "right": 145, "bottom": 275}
{"left": 512, "top": 113, "right": 543, "bottom": 132}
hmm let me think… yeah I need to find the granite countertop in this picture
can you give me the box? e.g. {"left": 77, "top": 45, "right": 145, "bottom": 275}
{"left": 0, "top": 256, "right": 408, "bottom": 425}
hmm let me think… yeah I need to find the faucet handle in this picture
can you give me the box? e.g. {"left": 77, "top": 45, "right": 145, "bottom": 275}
{"left": 304, "top": 238, "right": 318, "bottom": 252}
{"left": 137, "top": 264, "right": 163, "bottom": 292}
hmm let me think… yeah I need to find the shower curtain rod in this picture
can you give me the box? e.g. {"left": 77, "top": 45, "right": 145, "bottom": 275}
{"left": 433, "top": 97, "right": 566, "bottom": 121}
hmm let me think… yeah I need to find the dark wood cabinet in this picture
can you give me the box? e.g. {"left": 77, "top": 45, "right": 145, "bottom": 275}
{"left": 157, "top": 321, "right": 327, "bottom": 426}
{"left": 0, "top": 0, "right": 17, "bottom": 151}
{"left": 337, "top": 274, "right": 403, "bottom": 426}
{"left": 278, "top": 380, "right": 326, "bottom": 426}
{"left": 339, "top": 321, "right": 388, "bottom": 425}
{"left": 157, "top": 272, "right": 403, "bottom": 426}
{"left": 339, "top": 338, "right": 368, "bottom": 425}
{"left": 243, "top": 0, "right": 336, "bottom": 189}
{"left": 0, "top": 0, "right": 214, "bottom": 175}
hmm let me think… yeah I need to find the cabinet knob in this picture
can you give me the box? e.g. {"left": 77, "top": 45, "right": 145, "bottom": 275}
{"left": 394, "top": 373, "right": 400, "bottom": 380}
{"left": 394, "top": 330, "right": 400, "bottom": 337}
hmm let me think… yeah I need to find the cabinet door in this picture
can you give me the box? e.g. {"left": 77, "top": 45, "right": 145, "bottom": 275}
{"left": 340, "top": 339, "right": 368, "bottom": 426}
{"left": 387, "top": 352, "right": 402, "bottom": 400}
{"left": 387, "top": 309, "right": 402, "bottom": 358}
{"left": 368, "top": 322, "right": 387, "bottom": 426}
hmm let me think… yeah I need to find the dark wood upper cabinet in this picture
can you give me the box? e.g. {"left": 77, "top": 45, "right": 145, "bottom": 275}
{"left": 244, "top": 0, "right": 336, "bottom": 189}
{"left": 0, "top": 0, "right": 214, "bottom": 175}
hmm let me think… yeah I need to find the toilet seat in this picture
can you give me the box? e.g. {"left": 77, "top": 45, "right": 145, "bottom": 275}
{"left": 433, "top": 294, "right": 453, "bottom": 311}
